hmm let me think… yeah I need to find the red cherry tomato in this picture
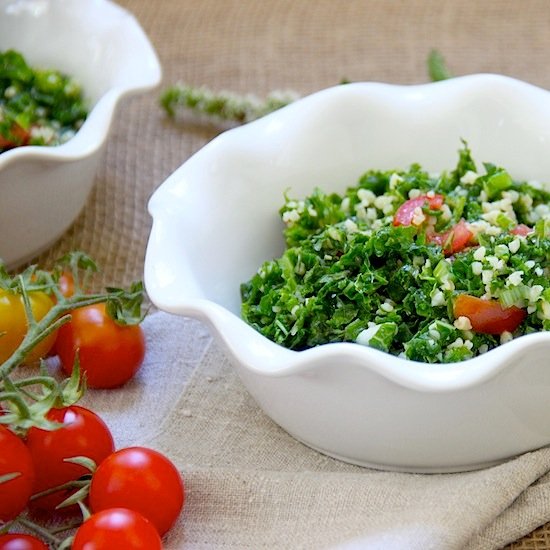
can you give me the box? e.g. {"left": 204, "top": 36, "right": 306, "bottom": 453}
{"left": 26, "top": 406, "right": 114, "bottom": 511}
{"left": 429, "top": 219, "right": 474, "bottom": 255}
{"left": 0, "top": 425, "right": 35, "bottom": 522}
{"left": 56, "top": 303, "right": 145, "bottom": 389}
{"left": 393, "top": 194, "right": 444, "bottom": 226}
{"left": 453, "top": 294, "right": 527, "bottom": 335}
{"left": 90, "top": 447, "right": 184, "bottom": 535}
{"left": 72, "top": 508, "right": 162, "bottom": 550}
{"left": 0, "top": 533, "right": 48, "bottom": 550}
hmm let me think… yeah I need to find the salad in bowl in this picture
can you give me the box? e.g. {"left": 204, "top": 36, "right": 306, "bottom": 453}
{"left": 241, "top": 142, "right": 549, "bottom": 363}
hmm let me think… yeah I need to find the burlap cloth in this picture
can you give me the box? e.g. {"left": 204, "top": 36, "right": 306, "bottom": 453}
{"left": 27, "top": 1, "right": 550, "bottom": 548}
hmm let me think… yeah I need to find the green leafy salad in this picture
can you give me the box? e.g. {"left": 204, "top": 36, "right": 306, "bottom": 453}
{"left": 0, "top": 49, "right": 88, "bottom": 152}
{"left": 240, "top": 144, "right": 550, "bottom": 363}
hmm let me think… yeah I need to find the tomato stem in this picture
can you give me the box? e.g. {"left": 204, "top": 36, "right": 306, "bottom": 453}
{"left": 30, "top": 478, "right": 90, "bottom": 502}
{"left": 0, "top": 391, "right": 32, "bottom": 420}
{"left": 77, "top": 500, "right": 91, "bottom": 522}
{"left": 50, "top": 521, "right": 82, "bottom": 534}
{"left": 15, "top": 517, "right": 62, "bottom": 545}
{"left": 0, "top": 472, "right": 21, "bottom": 484}
{"left": 2, "top": 374, "right": 57, "bottom": 390}
{"left": 57, "top": 535, "right": 74, "bottom": 550}
{"left": 18, "top": 275, "right": 38, "bottom": 330}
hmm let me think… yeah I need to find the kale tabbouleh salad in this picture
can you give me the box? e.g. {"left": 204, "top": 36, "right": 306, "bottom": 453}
{"left": 0, "top": 49, "right": 88, "bottom": 152}
{"left": 240, "top": 144, "right": 550, "bottom": 363}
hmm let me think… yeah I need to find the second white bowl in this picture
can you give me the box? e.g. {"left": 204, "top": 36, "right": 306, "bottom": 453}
{"left": 0, "top": 0, "right": 161, "bottom": 268}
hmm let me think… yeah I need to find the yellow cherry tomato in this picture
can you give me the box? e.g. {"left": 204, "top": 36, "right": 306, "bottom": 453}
{"left": 0, "top": 289, "right": 57, "bottom": 364}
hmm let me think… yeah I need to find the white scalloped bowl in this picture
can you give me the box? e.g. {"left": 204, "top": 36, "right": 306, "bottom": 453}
{"left": 145, "top": 74, "right": 550, "bottom": 472}
{"left": 0, "top": 0, "right": 161, "bottom": 268}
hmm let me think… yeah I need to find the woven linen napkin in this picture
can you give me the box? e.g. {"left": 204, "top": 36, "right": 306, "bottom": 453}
{"left": 78, "top": 311, "right": 550, "bottom": 550}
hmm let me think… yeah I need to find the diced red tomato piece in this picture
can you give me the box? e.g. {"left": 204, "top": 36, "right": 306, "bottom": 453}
{"left": 453, "top": 294, "right": 526, "bottom": 335}
{"left": 393, "top": 194, "right": 444, "bottom": 226}
{"left": 0, "top": 124, "right": 30, "bottom": 150}
{"left": 510, "top": 224, "right": 533, "bottom": 236}
{"left": 429, "top": 219, "right": 474, "bottom": 255}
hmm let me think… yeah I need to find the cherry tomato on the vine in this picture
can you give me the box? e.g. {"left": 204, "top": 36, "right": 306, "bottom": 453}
{"left": 26, "top": 405, "right": 114, "bottom": 511}
{"left": 0, "top": 533, "right": 48, "bottom": 550}
{"left": 56, "top": 303, "right": 145, "bottom": 389}
{"left": 90, "top": 446, "right": 184, "bottom": 535}
{"left": 72, "top": 508, "right": 162, "bottom": 550}
{"left": 0, "top": 289, "right": 57, "bottom": 364}
{"left": 0, "top": 425, "right": 35, "bottom": 522}
{"left": 453, "top": 294, "right": 526, "bottom": 335}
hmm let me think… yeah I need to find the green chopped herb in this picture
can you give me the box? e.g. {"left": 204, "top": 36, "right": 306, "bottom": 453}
{"left": 160, "top": 83, "right": 298, "bottom": 123}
